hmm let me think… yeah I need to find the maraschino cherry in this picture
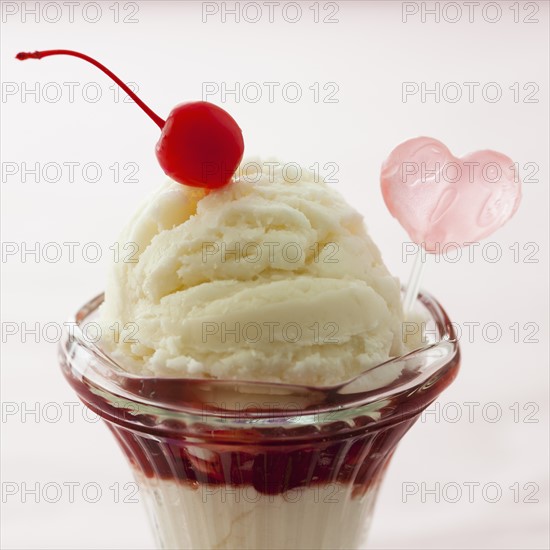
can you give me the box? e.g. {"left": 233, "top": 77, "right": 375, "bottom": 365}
{"left": 16, "top": 49, "right": 244, "bottom": 189}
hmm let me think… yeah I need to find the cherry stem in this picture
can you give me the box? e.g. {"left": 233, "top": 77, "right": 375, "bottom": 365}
{"left": 16, "top": 49, "right": 165, "bottom": 129}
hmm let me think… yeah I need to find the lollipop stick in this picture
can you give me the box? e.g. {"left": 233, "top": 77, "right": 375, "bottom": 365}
{"left": 403, "top": 250, "right": 425, "bottom": 317}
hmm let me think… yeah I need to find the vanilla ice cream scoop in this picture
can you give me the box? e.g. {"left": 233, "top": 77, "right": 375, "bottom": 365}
{"left": 100, "top": 163, "right": 406, "bottom": 386}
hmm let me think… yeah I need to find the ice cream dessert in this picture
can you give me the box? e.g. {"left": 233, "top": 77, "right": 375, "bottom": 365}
{"left": 95, "top": 162, "right": 419, "bottom": 549}
{"left": 19, "top": 49, "right": 464, "bottom": 550}
{"left": 100, "top": 162, "right": 407, "bottom": 387}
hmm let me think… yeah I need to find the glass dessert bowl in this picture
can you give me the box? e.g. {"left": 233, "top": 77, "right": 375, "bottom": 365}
{"left": 59, "top": 289, "right": 459, "bottom": 550}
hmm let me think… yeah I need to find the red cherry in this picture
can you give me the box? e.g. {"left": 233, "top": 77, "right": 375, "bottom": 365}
{"left": 156, "top": 102, "right": 244, "bottom": 188}
{"left": 15, "top": 49, "right": 244, "bottom": 189}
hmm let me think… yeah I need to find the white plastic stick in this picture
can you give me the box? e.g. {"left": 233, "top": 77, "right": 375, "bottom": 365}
{"left": 403, "top": 250, "right": 425, "bottom": 317}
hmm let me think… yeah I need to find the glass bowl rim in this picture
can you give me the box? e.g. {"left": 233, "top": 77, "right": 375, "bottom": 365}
{"left": 59, "top": 289, "right": 460, "bottom": 429}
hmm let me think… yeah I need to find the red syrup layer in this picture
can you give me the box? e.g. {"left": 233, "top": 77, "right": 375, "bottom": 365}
{"left": 61, "top": 355, "right": 458, "bottom": 497}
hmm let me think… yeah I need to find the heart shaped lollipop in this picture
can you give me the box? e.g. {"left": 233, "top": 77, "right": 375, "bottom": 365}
{"left": 381, "top": 137, "right": 522, "bottom": 252}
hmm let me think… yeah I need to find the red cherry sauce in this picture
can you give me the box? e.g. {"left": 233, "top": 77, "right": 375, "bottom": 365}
{"left": 61, "top": 354, "right": 459, "bottom": 497}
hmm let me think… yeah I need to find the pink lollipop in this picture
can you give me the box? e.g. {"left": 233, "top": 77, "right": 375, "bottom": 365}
{"left": 380, "top": 137, "right": 522, "bottom": 312}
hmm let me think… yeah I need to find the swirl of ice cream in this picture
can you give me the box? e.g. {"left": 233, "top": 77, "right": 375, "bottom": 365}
{"left": 100, "top": 162, "right": 406, "bottom": 386}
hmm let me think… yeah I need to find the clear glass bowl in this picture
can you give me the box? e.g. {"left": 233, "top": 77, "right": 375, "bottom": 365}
{"left": 59, "top": 290, "right": 460, "bottom": 550}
